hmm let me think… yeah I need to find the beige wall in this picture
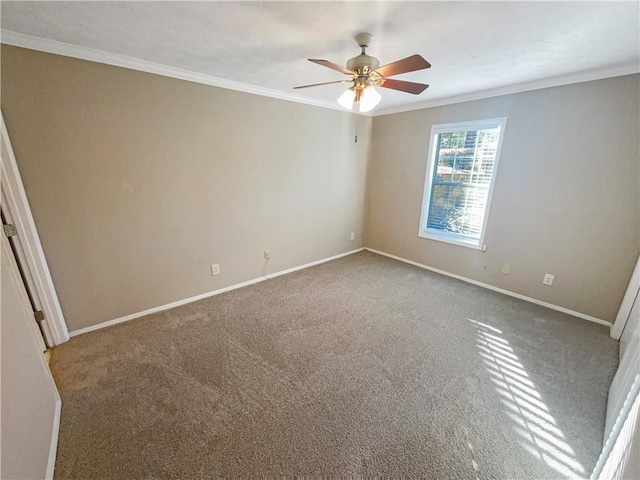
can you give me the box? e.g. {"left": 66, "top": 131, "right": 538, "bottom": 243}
{"left": 1, "top": 46, "right": 371, "bottom": 332}
{"left": 2, "top": 44, "right": 637, "bottom": 331}
{"left": 1, "top": 234, "right": 60, "bottom": 478}
{"left": 366, "top": 75, "right": 640, "bottom": 322}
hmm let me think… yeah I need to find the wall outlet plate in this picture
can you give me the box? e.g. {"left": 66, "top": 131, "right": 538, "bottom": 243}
{"left": 211, "top": 264, "right": 220, "bottom": 276}
{"left": 350, "top": 232, "right": 355, "bottom": 241}
{"left": 264, "top": 250, "right": 270, "bottom": 260}
{"left": 543, "top": 273, "right": 554, "bottom": 285}
{"left": 501, "top": 262, "right": 511, "bottom": 275}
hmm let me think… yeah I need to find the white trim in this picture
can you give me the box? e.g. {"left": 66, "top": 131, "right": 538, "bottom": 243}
{"left": 0, "top": 30, "right": 346, "bottom": 114}
{"left": 263, "top": 248, "right": 363, "bottom": 279}
{"left": 419, "top": 230, "right": 485, "bottom": 251}
{"left": 418, "top": 117, "right": 507, "bottom": 251}
{"left": 591, "top": 374, "right": 640, "bottom": 480}
{"left": 45, "top": 399, "right": 62, "bottom": 480}
{"left": 1, "top": 112, "right": 70, "bottom": 345}
{"left": 70, "top": 248, "right": 364, "bottom": 337}
{"left": 2, "top": 30, "right": 637, "bottom": 118}
{"left": 375, "top": 63, "right": 640, "bottom": 117}
{"left": 1, "top": 188, "right": 49, "bottom": 351}
{"left": 1, "top": 231, "right": 62, "bottom": 479}
{"left": 611, "top": 255, "right": 640, "bottom": 340}
{"left": 1, "top": 188, "right": 53, "bottom": 348}
{"left": 70, "top": 276, "right": 269, "bottom": 337}
{"left": 365, "top": 247, "right": 612, "bottom": 327}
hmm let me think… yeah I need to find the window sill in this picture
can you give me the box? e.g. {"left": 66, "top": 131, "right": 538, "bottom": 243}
{"left": 418, "top": 230, "right": 486, "bottom": 251}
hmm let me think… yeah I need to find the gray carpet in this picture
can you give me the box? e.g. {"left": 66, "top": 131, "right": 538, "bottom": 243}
{"left": 50, "top": 251, "right": 618, "bottom": 478}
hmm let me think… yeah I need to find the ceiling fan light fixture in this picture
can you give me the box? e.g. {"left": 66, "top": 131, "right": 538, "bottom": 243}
{"left": 337, "top": 87, "right": 356, "bottom": 110}
{"left": 337, "top": 84, "right": 381, "bottom": 113}
{"left": 358, "top": 85, "right": 381, "bottom": 112}
{"left": 296, "top": 33, "right": 431, "bottom": 111}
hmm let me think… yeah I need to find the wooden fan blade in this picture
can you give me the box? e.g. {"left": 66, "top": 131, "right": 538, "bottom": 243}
{"left": 379, "top": 79, "right": 429, "bottom": 95}
{"left": 308, "top": 59, "right": 354, "bottom": 75}
{"left": 294, "top": 80, "right": 352, "bottom": 90}
{"left": 376, "top": 54, "right": 431, "bottom": 78}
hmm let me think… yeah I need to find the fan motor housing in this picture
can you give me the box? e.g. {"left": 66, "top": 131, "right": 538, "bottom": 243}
{"left": 347, "top": 54, "right": 380, "bottom": 73}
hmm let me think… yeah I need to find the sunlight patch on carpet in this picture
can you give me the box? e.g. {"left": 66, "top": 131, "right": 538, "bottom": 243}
{"left": 468, "top": 319, "right": 587, "bottom": 478}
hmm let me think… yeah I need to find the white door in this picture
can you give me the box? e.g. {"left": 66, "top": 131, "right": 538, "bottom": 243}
{"left": 1, "top": 229, "right": 62, "bottom": 479}
{"left": 593, "top": 259, "right": 640, "bottom": 479}
{"left": 605, "top": 287, "right": 640, "bottom": 441}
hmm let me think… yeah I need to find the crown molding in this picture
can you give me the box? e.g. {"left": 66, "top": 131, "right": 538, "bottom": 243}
{"left": 375, "top": 62, "right": 640, "bottom": 116}
{"left": 0, "top": 30, "right": 351, "bottom": 113}
{"left": 2, "top": 29, "right": 637, "bottom": 118}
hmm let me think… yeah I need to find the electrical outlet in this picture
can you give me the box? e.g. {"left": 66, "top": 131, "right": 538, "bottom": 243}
{"left": 350, "top": 232, "right": 355, "bottom": 241}
{"left": 542, "top": 273, "right": 554, "bottom": 286}
{"left": 500, "top": 262, "right": 511, "bottom": 275}
{"left": 211, "top": 264, "right": 220, "bottom": 276}
{"left": 264, "top": 250, "right": 270, "bottom": 260}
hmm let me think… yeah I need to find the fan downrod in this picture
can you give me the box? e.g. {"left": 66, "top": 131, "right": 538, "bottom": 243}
{"left": 347, "top": 32, "right": 379, "bottom": 73}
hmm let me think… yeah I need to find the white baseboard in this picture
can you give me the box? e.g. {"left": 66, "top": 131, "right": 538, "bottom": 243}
{"left": 263, "top": 248, "right": 363, "bottom": 279}
{"left": 69, "top": 245, "right": 610, "bottom": 337}
{"left": 69, "top": 248, "right": 364, "bottom": 337}
{"left": 46, "top": 398, "right": 61, "bottom": 480}
{"left": 365, "top": 248, "right": 612, "bottom": 327}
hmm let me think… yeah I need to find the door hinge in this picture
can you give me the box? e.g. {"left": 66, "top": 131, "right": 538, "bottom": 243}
{"left": 3, "top": 224, "right": 17, "bottom": 237}
{"left": 34, "top": 310, "right": 45, "bottom": 324}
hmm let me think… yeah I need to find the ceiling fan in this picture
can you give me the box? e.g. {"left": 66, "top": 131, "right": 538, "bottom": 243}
{"left": 294, "top": 32, "right": 431, "bottom": 113}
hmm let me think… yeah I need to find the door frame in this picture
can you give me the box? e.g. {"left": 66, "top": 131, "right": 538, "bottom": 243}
{"left": 611, "top": 255, "right": 640, "bottom": 340}
{"left": 1, "top": 111, "right": 69, "bottom": 346}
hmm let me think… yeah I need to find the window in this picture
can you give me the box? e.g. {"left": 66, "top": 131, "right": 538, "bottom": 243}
{"left": 419, "top": 117, "right": 507, "bottom": 250}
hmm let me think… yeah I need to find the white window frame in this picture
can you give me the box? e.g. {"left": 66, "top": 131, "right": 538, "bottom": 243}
{"left": 418, "top": 117, "right": 507, "bottom": 250}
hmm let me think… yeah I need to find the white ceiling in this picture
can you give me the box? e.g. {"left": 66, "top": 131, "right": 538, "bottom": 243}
{"left": 1, "top": 1, "right": 639, "bottom": 115}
